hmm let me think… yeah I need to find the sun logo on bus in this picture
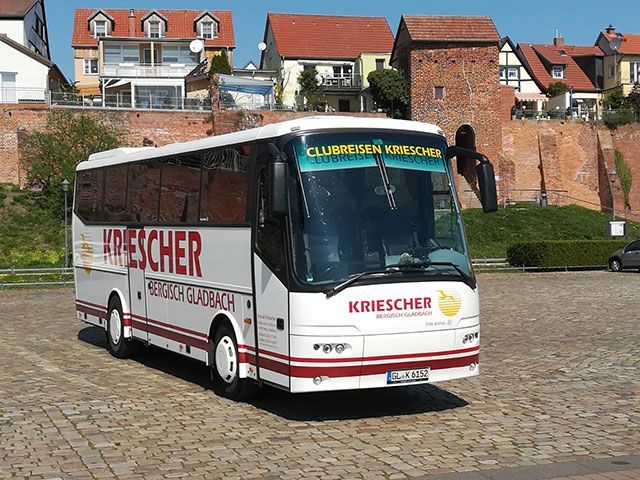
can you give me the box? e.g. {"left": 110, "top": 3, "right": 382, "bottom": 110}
{"left": 437, "top": 290, "right": 461, "bottom": 317}
{"left": 80, "top": 233, "right": 93, "bottom": 274}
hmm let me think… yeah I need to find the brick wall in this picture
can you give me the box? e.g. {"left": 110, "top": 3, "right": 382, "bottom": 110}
{"left": 499, "top": 86, "right": 516, "bottom": 122}
{"left": 399, "top": 43, "right": 502, "bottom": 205}
{"left": 0, "top": 107, "right": 385, "bottom": 185}
{"left": 610, "top": 125, "right": 640, "bottom": 215}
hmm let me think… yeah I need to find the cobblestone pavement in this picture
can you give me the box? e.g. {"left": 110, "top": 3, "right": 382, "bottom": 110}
{"left": 0, "top": 271, "right": 639, "bottom": 479}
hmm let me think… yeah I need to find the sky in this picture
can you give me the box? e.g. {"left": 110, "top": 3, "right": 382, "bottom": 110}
{"left": 46, "top": 0, "right": 640, "bottom": 82}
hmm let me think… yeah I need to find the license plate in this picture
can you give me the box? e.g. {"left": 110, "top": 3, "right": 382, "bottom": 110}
{"left": 386, "top": 367, "right": 430, "bottom": 384}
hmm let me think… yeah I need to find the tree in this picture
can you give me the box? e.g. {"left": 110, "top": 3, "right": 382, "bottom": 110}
{"left": 209, "top": 50, "right": 232, "bottom": 76}
{"left": 602, "top": 89, "right": 629, "bottom": 110}
{"left": 546, "top": 82, "right": 568, "bottom": 97}
{"left": 21, "top": 111, "right": 122, "bottom": 216}
{"left": 297, "top": 67, "right": 320, "bottom": 109}
{"left": 367, "top": 69, "right": 408, "bottom": 118}
{"left": 626, "top": 84, "right": 640, "bottom": 114}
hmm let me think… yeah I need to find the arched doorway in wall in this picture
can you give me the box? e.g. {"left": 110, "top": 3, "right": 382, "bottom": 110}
{"left": 454, "top": 124, "right": 476, "bottom": 175}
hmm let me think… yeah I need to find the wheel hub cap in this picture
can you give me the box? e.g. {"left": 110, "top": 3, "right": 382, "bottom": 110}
{"left": 109, "top": 309, "right": 122, "bottom": 345}
{"left": 215, "top": 336, "right": 237, "bottom": 384}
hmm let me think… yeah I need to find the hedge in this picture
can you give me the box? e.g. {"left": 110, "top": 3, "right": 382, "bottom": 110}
{"left": 506, "top": 240, "right": 628, "bottom": 268}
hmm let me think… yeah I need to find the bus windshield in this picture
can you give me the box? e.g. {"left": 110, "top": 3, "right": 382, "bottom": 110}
{"left": 284, "top": 131, "right": 471, "bottom": 286}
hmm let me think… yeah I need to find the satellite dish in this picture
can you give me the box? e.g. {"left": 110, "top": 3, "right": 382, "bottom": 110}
{"left": 258, "top": 42, "right": 267, "bottom": 51}
{"left": 609, "top": 37, "right": 622, "bottom": 52}
{"left": 190, "top": 39, "right": 204, "bottom": 54}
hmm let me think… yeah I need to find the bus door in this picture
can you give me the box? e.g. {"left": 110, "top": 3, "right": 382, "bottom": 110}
{"left": 127, "top": 228, "right": 149, "bottom": 341}
{"left": 253, "top": 165, "right": 290, "bottom": 389}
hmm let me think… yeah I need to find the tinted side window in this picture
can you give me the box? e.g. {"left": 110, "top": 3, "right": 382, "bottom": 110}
{"left": 201, "top": 145, "right": 250, "bottom": 223}
{"left": 256, "top": 167, "right": 284, "bottom": 269}
{"left": 626, "top": 240, "right": 640, "bottom": 252}
{"left": 103, "top": 165, "right": 128, "bottom": 222}
{"left": 126, "top": 159, "right": 161, "bottom": 222}
{"left": 159, "top": 154, "right": 202, "bottom": 223}
{"left": 75, "top": 169, "right": 104, "bottom": 222}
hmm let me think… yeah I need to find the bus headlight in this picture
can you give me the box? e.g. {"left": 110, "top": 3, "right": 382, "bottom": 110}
{"left": 322, "top": 344, "right": 332, "bottom": 354}
{"left": 334, "top": 343, "right": 345, "bottom": 354}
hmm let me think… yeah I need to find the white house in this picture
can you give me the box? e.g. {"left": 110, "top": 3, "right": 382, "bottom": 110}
{"left": 260, "top": 13, "right": 394, "bottom": 112}
{"left": 0, "top": 0, "right": 66, "bottom": 103}
{"left": 499, "top": 36, "right": 547, "bottom": 111}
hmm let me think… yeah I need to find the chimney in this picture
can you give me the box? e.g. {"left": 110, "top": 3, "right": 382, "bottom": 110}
{"left": 128, "top": 9, "right": 136, "bottom": 37}
{"left": 553, "top": 28, "right": 564, "bottom": 47}
{"left": 605, "top": 24, "right": 616, "bottom": 35}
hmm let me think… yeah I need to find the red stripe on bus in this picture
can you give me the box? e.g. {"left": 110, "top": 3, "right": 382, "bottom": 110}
{"left": 257, "top": 353, "right": 479, "bottom": 379}
{"left": 131, "top": 319, "right": 208, "bottom": 351}
{"left": 76, "top": 304, "right": 107, "bottom": 319}
{"left": 287, "top": 346, "right": 480, "bottom": 364}
{"left": 131, "top": 313, "right": 208, "bottom": 339}
{"left": 242, "top": 346, "right": 479, "bottom": 365}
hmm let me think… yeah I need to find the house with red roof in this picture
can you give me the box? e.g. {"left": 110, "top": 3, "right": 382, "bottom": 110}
{"left": 0, "top": 0, "right": 67, "bottom": 103}
{"left": 259, "top": 13, "right": 394, "bottom": 112}
{"left": 596, "top": 25, "right": 640, "bottom": 96}
{"left": 517, "top": 33, "right": 603, "bottom": 119}
{"left": 71, "top": 8, "right": 235, "bottom": 108}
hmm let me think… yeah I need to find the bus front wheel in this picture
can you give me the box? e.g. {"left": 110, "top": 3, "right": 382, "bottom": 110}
{"left": 210, "top": 324, "right": 257, "bottom": 401}
{"left": 106, "top": 297, "right": 139, "bottom": 359}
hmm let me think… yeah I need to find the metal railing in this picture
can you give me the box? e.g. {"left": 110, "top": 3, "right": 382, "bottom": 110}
{"left": 103, "top": 62, "right": 196, "bottom": 78}
{"left": 0, "top": 87, "right": 47, "bottom": 104}
{"left": 0, "top": 266, "right": 73, "bottom": 288}
{"left": 513, "top": 108, "right": 640, "bottom": 124}
{"left": 219, "top": 101, "right": 293, "bottom": 111}
{"left": 49, "top": 92, "right": 212, "bottom": 112}
{"left": 320, "top": 75, "right": 363, "bottom": 90}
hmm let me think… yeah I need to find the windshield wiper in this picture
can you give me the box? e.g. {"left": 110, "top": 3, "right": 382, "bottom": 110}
{"left": 325, "top": 267, "right": 411, "bottom": 298}
{"left": 324, "top": 261, "right": 475, "bottom": 299}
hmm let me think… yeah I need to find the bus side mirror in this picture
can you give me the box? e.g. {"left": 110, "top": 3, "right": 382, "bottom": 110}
{"left": 477, "top": 161, "right": 498, "bottom": 213}
{"left": 270, "top": 160, "right": 288, "bottom": 217}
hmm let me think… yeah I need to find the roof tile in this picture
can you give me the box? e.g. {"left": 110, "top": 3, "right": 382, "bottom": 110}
{"left": 519, "top": 43, "right": 599, "bottom": 92}
{"left": 267, "top": 13, "right": 393, "bottom": 59}
{"left": 0, "top": 0, "right": 37, "bottom": 17}
{"left": 72, "top": 9, "right": 234, "bottom": 48}
{"left": 402, "top": 15, "right": 500, "bottom": 43}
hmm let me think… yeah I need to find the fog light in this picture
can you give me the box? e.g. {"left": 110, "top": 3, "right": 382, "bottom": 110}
{"left": 313, "top": 344, "right": 320, "bottom": 350}
{"left": 322, "top": 344, "right": 332, "bottom": 354}
{"left": 462, "top": 335, "right": 468, "bottom": 344}
{"left": 335, "top": 343, "right": 345, "bottom": 354}
{"left": 313, "top": 376, "right": 322, "bottom": 385}
{"left": 469, "top": 362, "right": 477, "bottom": 371}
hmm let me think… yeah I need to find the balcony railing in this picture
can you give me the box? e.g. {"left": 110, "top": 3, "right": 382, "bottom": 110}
{"left": 0, "top": 87, "right": 47, "bottom": 104}
{"left": 49, "top": 92, "right": 212, "bottom": 112}
{"left": 319, "top": 75, "right": 363, "bottom": 91}
{"left": 102, "top": 63, "right": 196, "bottom": 78}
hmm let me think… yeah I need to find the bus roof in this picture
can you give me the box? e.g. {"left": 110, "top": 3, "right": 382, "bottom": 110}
{"left": 77, "top": 116, "right": 445, "bottom": 171}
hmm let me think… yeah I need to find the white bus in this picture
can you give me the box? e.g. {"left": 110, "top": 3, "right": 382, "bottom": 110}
{"left": 73, "top": 116, "right": 497, "bottom": 400}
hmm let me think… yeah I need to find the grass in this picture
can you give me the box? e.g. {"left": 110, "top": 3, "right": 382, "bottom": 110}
{"left": 463, "top": 204, "right": 640, "bottom": 258}
{"left": 0, "top": 183, "right": 65, "bottom": 268}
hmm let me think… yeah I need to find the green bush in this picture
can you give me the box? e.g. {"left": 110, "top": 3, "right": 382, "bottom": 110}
{"left": 506, "top": 240, "right": 628, "bottom": 268}
{"left": 603, "top": 109, "right": 636, "bottom": 127}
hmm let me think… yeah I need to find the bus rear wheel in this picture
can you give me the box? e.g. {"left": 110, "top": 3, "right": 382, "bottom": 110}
{"left": 210, "top": 324, "right": 257, "bottom": 401}
{"left": 106, "top": 297, "right": 139, "bottom": 359}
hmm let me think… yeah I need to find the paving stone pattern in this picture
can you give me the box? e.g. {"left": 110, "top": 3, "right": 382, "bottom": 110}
{"left": 0, "top": 271, "right": 638, "bottom": 479}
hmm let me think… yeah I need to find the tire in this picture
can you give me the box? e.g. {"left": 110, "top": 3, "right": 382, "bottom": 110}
{"left": 609, "top": 258, "right": 622, "bottom": 272}
{"left": 210, "top": 324, "right": 258, "bottom": 401}
{"left": 106, "top": 297, "right": 139, "bottom": 359}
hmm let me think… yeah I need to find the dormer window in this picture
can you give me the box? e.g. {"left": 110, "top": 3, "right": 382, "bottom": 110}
{"left": 94, "top": 20, "right": 107, "bottom": 38}
{"left": 552, "top": 65, "right": 564, "bottom": 79}
{"left": 141, "top": 11, "right": 167, "bottom": 39}
{"left": 148, "top": 21, "right": 161, "bottom": 38}
{"left": 195, "top": 12, "right": 220, "bottom": 40}
{"left": 201, "top": 21, "right": 216, "bottom": 39}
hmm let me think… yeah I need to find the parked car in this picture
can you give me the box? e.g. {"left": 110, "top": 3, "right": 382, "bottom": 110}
{"left": 609, "top": 239, "right": 640, "bottom": 272}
